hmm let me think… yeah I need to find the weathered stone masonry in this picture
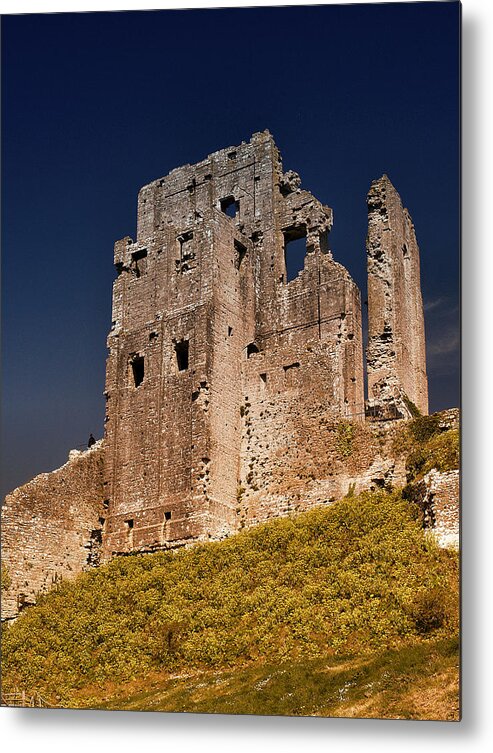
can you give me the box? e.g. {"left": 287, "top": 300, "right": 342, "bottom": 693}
{"left": 1, "top": 443, "right": 105, "bottom": 621}
{"left": 102, "top": 130, "right": 365, "bottom": 558}
{"left": 367, "top": 175, "right": 428, "bottom": 417}
{"left": 2, "top": 132, "right": 446, "bottom": 621}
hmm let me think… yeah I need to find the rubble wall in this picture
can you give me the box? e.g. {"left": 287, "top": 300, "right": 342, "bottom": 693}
{"left": 424, "top": 468, "right": 460, "bottom": 549}
{"left": 1, "top": 443, "right": 105, "bottom": 622}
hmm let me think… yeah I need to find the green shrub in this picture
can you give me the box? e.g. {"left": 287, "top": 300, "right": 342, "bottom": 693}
{"left": 1, "top": 562, "right": 11, "bottom": 591}
{"left": 422, "top": 430, "right": 459, "bottom": 475}
{"left": 409, "top": 415, "right": 441, "bottom": 443}
{"left": 407, "top": 587, "right": 448, "bottom": 634}
{"left": 406, "top": 429, "right": 459, "bottom": 482}
{"left": 336, "top": 422, "right": 355, "bottom": 459}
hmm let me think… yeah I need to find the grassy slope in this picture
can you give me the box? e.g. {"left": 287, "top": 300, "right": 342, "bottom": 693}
{"left": 2, "top": 481, "right": 459, "bottom": 718}
{"left": 91, "top": 638, "right": 459, "bottom": 720}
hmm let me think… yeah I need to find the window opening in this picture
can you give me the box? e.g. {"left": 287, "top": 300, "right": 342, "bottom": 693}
{"left": 125, "top": 519, "right": 134, "bottom": 546}
{"left": 131, "top": 247, "right": 148, "bottom": 277}
{"left": 164, "top": 511, "right": 172, "bottom": 522}
{"left": 228, "top": 326, "right": 233, "bottom": 337}
{"left": 176, "top": 231, "right": 195, "bottom": 273}
{"left": 246, "top": 342, "right": 259, "bottom": 358}
{"left": 220, "top": 196, "right": 240, "bottom": 219}
{"left": 283, "top": 362, "right": 300, "bottom": 388}
{"left": 131, "top": 355, "right": 145, "bottom": 387}
{"left": 175, "top": 340, "right": 189, "bottom": 372}
{"left": 234, "top": 239, "right": 247, "bottom": 269}
{"left": 283, "top": 226, "right": 307, "bottom": 282}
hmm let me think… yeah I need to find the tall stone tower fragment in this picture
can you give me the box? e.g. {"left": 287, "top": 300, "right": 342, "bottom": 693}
{"left": 366, "top": 175, "right": 428, "bottom": 417}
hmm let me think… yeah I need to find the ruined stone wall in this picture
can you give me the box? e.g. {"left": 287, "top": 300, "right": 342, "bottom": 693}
{"left": 103, "top": 131, "right": 365, "bottom": 555}
{"left": 1, "top": 443, "right": 105, "bottom": 622}
{"left": 0, "top": 134, "right": 441, "bottom": 619}
{"left": 239, "top": 408, "right": 407, "bottom": 528}
{"left": 366, "top": 175, "right": 428, "bottom": 417}
{"left": 424, "top": 468, "right": 460, "bottom": 549}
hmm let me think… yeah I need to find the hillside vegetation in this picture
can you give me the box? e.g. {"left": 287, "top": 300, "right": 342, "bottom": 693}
{"left": 395, "top": 413, "right": 459, "bottom": 483}
{"left": 96, "top": 637, "right": 459, "bottom": 719}
{"left": 2, "top": 487, "right": 459, "bottom": 716}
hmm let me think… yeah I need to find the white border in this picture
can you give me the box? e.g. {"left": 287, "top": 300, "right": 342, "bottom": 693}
{"left": 2, "top": 0, "right": 492, "bottom": 750}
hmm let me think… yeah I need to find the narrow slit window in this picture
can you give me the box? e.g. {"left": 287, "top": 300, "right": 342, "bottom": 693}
{"left": 283, "top": 226, "right": 307, "bottom": 282}
{"left": 175, "top": 340, "right": 189, "bottom": 372}
{"left": 125, "top": 519, "right": 134, "bottom": 546}
{"left": 131, "top": 356, "right": 145, "bottom": 387}
{"left": 220, "top": 196, "right": 240, "bottom": 219}
{"left": 234, "top": 239, "right": 247, "bottom": 269}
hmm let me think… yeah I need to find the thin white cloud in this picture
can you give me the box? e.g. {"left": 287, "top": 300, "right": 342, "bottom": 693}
{"left": 423, "top": 296, "right": 445, "bottom": 312}
{"left": 427, "top": 331, "right": 460, "bottom": 358}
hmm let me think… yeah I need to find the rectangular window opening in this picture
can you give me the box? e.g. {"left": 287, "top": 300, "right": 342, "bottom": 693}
{"left": 131, "top": 355, "right": 145, "bottom": 387}
{"left": 164, "top": 511, "right": 172, "bottom": 522}
{"left": 132, "top": 247, "right": 147, "bottom": 262}
{"left": 179, "top": 231, "right": 194, "bottom": 245}
{"left": 175, "top": 340, "right": 189, "bottom": 372}
{"left": 131, "top": 247, "right": 148, "bottom": 277}
{"left": 220, "top": 196, "right": 240, "bottom": 219}
{"left": 260, "top": 373, "right": 267, "bottom": 384}
{"left": 125, "top": 519, "right": 134, "bottom": 530}
{"left": 179, "top": 232, "right": 194, "bottom": 257}
{"left": 177, "top": 231, "right": 195, "bottom": 273}
{"left": 283, "top": 226, "right": 307, "bottom": 282}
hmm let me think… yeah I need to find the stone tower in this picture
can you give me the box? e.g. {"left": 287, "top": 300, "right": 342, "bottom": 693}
{"left": 366, "top": 175, "right": 428, "bottom": 418}
{"left": 102, "top": 131, "right": 365, "bottom": 557}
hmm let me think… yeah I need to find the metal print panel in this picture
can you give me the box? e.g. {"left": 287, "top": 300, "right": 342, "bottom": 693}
{"left": 1, "top": 1, "right": 460, "bottom": 720}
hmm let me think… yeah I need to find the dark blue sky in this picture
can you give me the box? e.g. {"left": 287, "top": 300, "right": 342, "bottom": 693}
{"left": 1, "top": 2, "right": 460, "bottom": 498}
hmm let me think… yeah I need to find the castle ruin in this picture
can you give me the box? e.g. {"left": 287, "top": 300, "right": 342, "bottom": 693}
{"left": 2, "top": 131, "right": 433, "bottom": 620}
